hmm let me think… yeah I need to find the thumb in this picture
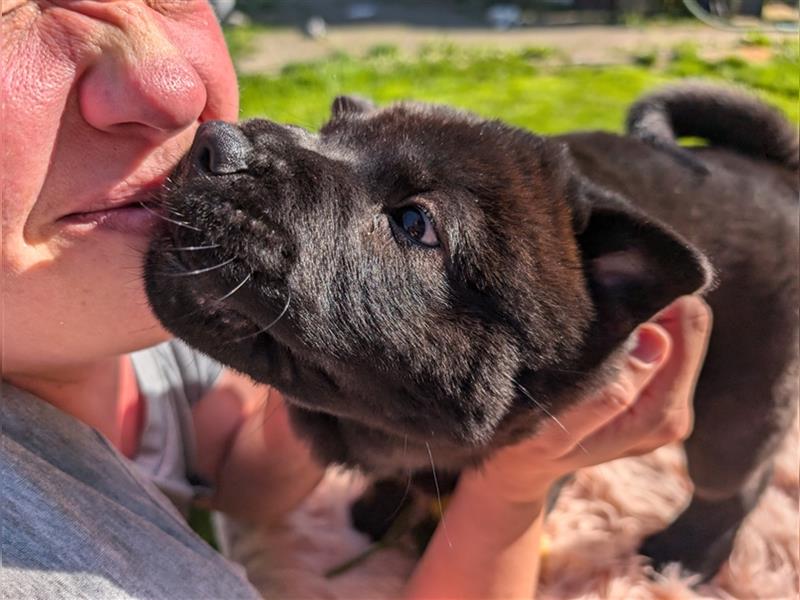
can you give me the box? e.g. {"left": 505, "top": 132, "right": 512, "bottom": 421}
{"left": 550, "top": 323, "right": 672, "bottom": 447}
{"left": 555, "top": 324, "right": 673, "bottom": 462}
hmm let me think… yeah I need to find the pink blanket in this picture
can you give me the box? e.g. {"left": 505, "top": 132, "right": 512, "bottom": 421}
{"left": 219, "top": 417, "right": 799, "bottom": 599}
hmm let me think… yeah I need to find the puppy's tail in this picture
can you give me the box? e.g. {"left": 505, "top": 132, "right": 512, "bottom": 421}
{"left": 626, "top": 82, "right": 799, "bottom": 172}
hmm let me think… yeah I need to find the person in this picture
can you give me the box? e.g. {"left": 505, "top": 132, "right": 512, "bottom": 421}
{"left": 0, "top": 1, "right": 712, "bottom": 598}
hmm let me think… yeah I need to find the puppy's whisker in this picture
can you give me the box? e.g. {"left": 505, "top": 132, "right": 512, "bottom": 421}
{"left": 126, "top": 323, "right": 163, "bottom": 334}
{"left": 214, "top": 273, "right": 252, "bottom": 303}
{"left": 384, "top": 469, "right": 414, "bottom": 527}
{"left": 121, "top": 265, "right": 147, "bottom": 274}
{"left": 123, "top": 242, "right": 148, "bottom": 255}
{"left": 163, "top": 244, "right": 222, "bottom": 252}
{"left": 155, "top": 200, "right": 185, "bottom": 218}
{"left": 425, "top": 441, "right": 452, "bottom": 549}
{"left": 513, "top": 381, "right": 568, "bottom": 432}
{"left": 380, "top": 435, "right": 413, "bottom": 524}
{"left": 137, "top": 200, "right": 202, "bottom": 232}
{"left": 225, "top": 293, "right": 292, "bottom": 344}
{"left": 514, "top": 381, "right": 588, "bottom": 454}
{"left": 160, "top": 201, "right": 186, "bottom": 217}
{"left": 168, "top": 257, "right": 236, "bottom": 277}
{"left": 162, "top": 207, "right": 186, "bottom": 218}
{"left": 546, "top": 367, "right": 591, "bottom": 376}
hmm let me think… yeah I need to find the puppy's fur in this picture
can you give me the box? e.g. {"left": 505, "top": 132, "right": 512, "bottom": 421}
{"left": 145, "top": 83, "right": 798, "bottom": 580}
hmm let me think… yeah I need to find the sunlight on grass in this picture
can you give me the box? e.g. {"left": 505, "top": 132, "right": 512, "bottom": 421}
{"left": 234, "top": 40, "right": 798, "bottom": 133}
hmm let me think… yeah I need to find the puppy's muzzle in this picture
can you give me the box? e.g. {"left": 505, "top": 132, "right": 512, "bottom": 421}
{"left": 189, "top": 121, "right": 251, "bottom": 176}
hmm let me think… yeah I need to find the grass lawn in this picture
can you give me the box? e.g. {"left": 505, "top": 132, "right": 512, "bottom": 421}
{"left": 232, "top": 37, "right": 798, "bottom": 133}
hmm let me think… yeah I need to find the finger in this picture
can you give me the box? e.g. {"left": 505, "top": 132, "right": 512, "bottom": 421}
{"left": 539, "top": 323, "right": 672, "bottom": 451}
{"left": 646, "top": 295, "right": 713, "bottom": 424}
{"left": 560, "top": 296, "right": 712, "bottom": 462}
{"left": 620, "top": 295, "right": 713, "bottom": 454}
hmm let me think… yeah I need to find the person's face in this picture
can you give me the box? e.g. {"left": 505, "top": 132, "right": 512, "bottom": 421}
{"left": 1, "top": 0, "right": 239, "bottom": 374}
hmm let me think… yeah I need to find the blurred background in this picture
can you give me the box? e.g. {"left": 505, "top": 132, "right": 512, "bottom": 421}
{"left": 216, "top": 0, "right": 797, "bottom": 142}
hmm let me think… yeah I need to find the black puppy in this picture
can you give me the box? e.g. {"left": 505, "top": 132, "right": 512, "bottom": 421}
{"left": 145, "top": 83, "right": 798, "bottom": 581}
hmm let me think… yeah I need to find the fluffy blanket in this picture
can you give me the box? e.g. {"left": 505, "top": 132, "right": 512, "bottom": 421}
{"left": 218, "top": 417, "right": 798, "bottom": 599}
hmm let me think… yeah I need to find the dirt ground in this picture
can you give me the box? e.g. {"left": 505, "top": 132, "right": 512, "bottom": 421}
{"left": 234, "top": 23, "right": 788, "bottom": 73}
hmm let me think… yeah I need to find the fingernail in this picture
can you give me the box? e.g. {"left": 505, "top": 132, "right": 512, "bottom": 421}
{"left": 630, "top": 327, "right": 665, "bottom": 364}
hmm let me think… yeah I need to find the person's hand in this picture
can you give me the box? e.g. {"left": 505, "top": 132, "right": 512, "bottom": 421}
{"left": 406, "top": 298, "right": 711, "bottom": 599}
{"left": 461, "top": 295, "right": 712, "bottom": 505}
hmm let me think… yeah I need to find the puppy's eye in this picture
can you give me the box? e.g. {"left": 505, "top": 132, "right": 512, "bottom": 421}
{"left": 390, "top": 206, "right": 439, "bottom": 247}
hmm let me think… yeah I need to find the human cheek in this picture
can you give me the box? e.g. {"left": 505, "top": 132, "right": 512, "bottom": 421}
{"left": 1, "top": 13, "right": 80, "bottom": 262}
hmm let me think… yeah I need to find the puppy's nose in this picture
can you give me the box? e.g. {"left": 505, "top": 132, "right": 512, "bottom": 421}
{"left": 189, "top": 121, "right": 251, "bottom": 175}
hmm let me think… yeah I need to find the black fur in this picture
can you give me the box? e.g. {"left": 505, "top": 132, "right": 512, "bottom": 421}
{"left": 627, "top": 81, "right": 799, "bottom": 171}
{"left": 145, "top": 84, "right": 798, "bottom": 581}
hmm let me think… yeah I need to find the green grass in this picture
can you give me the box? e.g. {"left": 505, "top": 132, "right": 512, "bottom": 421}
{"left": 668, "top": 41, "right": 798, "bottom": 101}
{"left": 234, "top": 40, "right": 798, "bottom": 133}
{"left": 223, "top": 24, "right": 276, "bottom": 60}
{"left": 187, "top": 506, "right": 218, "bottom": 550}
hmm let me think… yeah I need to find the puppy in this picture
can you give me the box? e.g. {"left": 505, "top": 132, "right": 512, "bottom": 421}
{"left": 145, "top": 83, "right": 798, "bottom": 581}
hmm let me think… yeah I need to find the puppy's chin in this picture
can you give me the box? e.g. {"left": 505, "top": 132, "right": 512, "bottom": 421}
{"left": 286, "top": 403, "right": 490, "bottom": 476}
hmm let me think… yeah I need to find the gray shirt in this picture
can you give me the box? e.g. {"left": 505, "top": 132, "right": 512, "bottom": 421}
{"left": 130, "top": 341, "right": 224, "bottom": 512}
{"left": 1, "top": 342, "right": 260, "bottom": 599}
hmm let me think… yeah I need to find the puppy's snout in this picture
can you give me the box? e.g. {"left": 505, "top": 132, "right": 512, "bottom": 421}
{"left": 189, "top": 121, "right": 251, "bottom": 175}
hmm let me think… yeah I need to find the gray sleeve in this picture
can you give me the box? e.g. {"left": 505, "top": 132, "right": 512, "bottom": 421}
{"left": 164, "top": 339, "right": 225, "bottom": 406}
{"left": 130, "top": 340, "right": 226, "bottom": 508}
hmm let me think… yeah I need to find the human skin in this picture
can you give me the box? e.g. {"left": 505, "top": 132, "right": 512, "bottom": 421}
{"left": 407, "top": 297, "right": 712, "bottom": 599}
{"left": 2, "top": 0, "right": 234, "bottom": 376}
{"left": 1, "top": 0, "right": 320, "bottom": 530}
{"left": 1, "top": 2, "right": 712, "bottom": 597}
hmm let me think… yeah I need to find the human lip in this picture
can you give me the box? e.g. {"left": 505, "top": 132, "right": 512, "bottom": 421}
{"left": 58, "top": 203, "right": 161, "bottom": 236}
{"left": 57, "top": 178, "right": 167, "bottom": 236}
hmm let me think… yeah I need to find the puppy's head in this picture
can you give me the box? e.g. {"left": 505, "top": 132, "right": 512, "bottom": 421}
{"left": 145, "top": 97, "right": 710, "bottom": 475}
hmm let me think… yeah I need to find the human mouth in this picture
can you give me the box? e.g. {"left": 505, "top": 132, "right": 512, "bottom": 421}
{"left": 58, "top": 202, "right": 161, "bottom": 236}
{"left": 57, "top": 179, "right": 167, "bottom": 237}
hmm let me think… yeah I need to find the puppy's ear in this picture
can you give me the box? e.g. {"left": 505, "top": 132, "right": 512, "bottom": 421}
{"left": 330, "top": 95, "right": 376, "bottom": 119}
{"left": 575, "top": 181, "right": 714, "bottom": 341}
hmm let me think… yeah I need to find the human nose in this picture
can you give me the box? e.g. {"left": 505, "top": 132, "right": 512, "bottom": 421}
{"left": 78, "top": 28, "right": 207, "bottom": 140}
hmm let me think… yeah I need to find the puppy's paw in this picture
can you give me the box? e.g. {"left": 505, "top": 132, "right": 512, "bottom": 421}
{"left": 639, "top": 521, "right": 737, "bottom": 583}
